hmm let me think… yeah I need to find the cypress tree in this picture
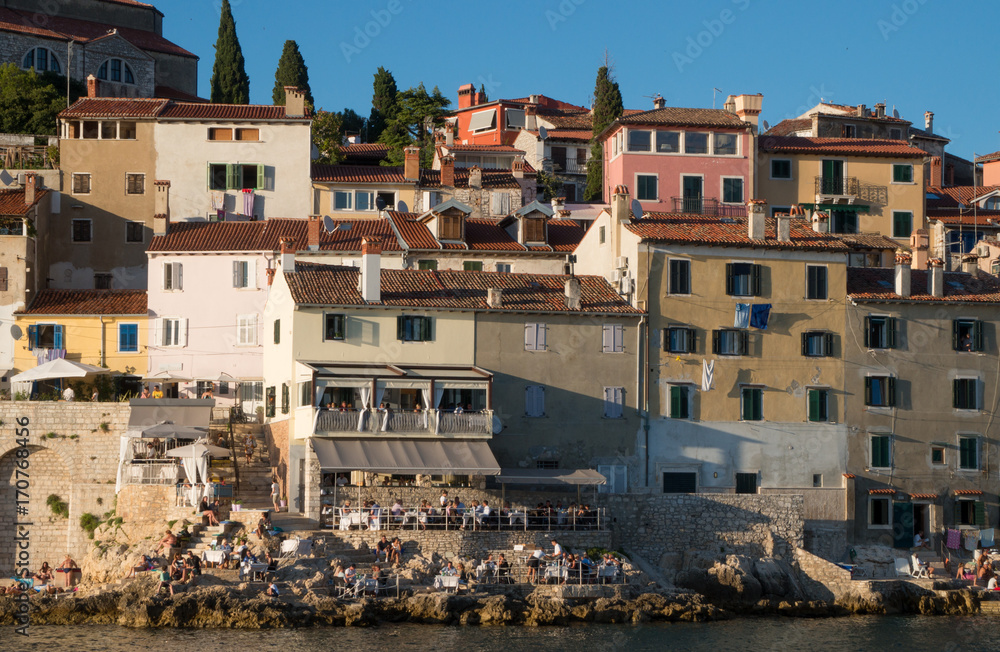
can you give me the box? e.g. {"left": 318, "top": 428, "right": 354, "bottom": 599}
{"left": 585, "top": 64, "right": 624, "bottom": 201}
{"left": 209, "top": 0, "right": 250, "bottom": 105}
{"left": 272, "top": 40, "right": 313, "bottom": 107}
{"left": 368, "top": 66, "right": 397, "bottom": 142}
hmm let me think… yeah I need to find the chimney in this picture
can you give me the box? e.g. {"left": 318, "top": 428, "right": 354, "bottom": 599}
{"left": 153, "top": 180, "right": 170, "bottom": 236}
{"left": 894, "top": 250, "right": 912, "bottom": 297}
{"left": 525, "top": 105, "right": 538, "bottom": 132}
{"left": 403, "top": 146, "right": 420, "bottom": 182}
{"left": 468, "top": 165, "right": 482, "bottom": 189}
{"left": 929, "top": 258, "right": 944, "bottom": 297}
{"left": 23, "top": 173, "right": 36, "bottom": 206}
{"left": 776, "top": 214, "right": 791, "bottom": 242}
{"left": 360, "top": 237, "right": 381, "bottom": 303}
{"left": 445, "top": 127, "right": 454, "bottom": 146}
{"left": 962, "top": 253, "right": 980, "bottom": 278}
{"left": 529, "top": 94, "right": 540, "bottom": 105}
{"left": 284, "top": 87, "right": 306, "bottom": 117}
{"left": 487, "top": 288, "right": 503, "bottom": 308}
{"left": 652, "top": 95, "right": 665, "bottom": 110}
{"left": 910, "top": 229, "right": 929, "bottom": 270}
{"left": 265, "top": 267, "right": 276, "bottom": 286}
{"left": 875, "top": 103, "right": 885, "bottom": 118}
{"left": 564, "top": 277, "right": 581, "bottom": 310}
{"left": 945, "top": 163, "right": 955, "bottom": 186}
{"left": 723, "top": 95, "right": 736, "bottom": 114}
{"left": 747, "top": 199, "right": 766, "bottom": 240}
{"left": 811, "top": 210, "right": 829, "bottom": 234}
{"left": 511, "top": 156, "right": 525, "bottom": 179}
{"left": 307, "top": 214, "right": 321, "bottom": 251}
{"left": 279, "top": 238, "right": 296, "bottom": 273}
{"left": 929, "top": 156, "right": 942, "bottom": 188}
{"left": 440, "top": 155, "right": 455, "bottom": 187}
{"left": 457, "top": 83, "right": 475, "bottom": 109}
{"left": 87, "top": 74, "right": 98, "bottom": 98}
{"left": 924, "top": 111, "right": 934, "bottom": 133}
{"left": 733, "top": 93, "right": 763, "bottom": 127}
{"left": 856, "top": 104, "right": 867, "bottom": 117}
{"left": 611, "top": 185, "right": 631, "bottom": 223}
{"left": 551, "top": 195, "right": 565, "bottom": 213}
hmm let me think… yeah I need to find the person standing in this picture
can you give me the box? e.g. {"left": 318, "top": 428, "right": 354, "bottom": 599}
{"left": 271, "top": 477, "right": 281, "bottom": 511}
{"left": 62, "top": 385, "right": 75, "bottom": 401}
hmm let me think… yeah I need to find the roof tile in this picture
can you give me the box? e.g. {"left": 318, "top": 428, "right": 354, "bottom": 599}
{"left": 59, "top": 98, "right": 309, "bottom": 121}
{"left": 19, "top": 289, "right": 146, "bottom": 315}
{"left": 623, "top": 214, "right": 849, "bottom": 251}
{"left": 617, "top": 106, "right": 747, "bottom": 129}
{"left": 848, "top": 267, "right": 1000, "bottom": 303}
{"left": 759, "top": 136, "right": 926, "bottom": 158}
{"left": 0, "top": 188, "right": 47, "bottom": 216}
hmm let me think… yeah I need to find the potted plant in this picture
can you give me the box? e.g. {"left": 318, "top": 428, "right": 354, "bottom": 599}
{"left": 232, "top": 499, "right": 242, "bottom": 512}
{"left": 279, "top": 495, "right": 287, "bottom": 511}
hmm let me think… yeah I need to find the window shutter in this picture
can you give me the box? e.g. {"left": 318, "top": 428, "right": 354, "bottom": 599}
{"left": 725, "top": 263, "right": 734, "bottom": 295}
{"left": 952, "top": 320, "right": 960, "bottom": 350}
{"left": 824, "top": 332, "right": 834, "bottom": 356}
{"left": 206, "top": 162, "right": 212, "bottom": 188}
{"left": 420, "top": 317, "right": 432, "bottom": 341}
{"left": 751, "top": 264, "right": 762, "bottom": 296}
{"left": 886, "top": 376, "right": 896, "bottom": 406}
{"left": 864, "top": 377, "right": 873, "bottom": 405}
{"left": 976, "top": 501, "right": 987, "bottom": 527}
{"left": 670, "top": 386, "right": 680, "bottom": 417}
{"left": 179, "top": 318, "right": 188, "bottom": 347}
{"left": 226, "top": 163, "right": 237, "bottom": 190}
{"left": 602, "top": 324, "right": 612, "bottom": 352}
{"left": 975, "top": 321, "right": 984, "bottom": 351}
{"left": 233, "top": 260, "right": 240, "bottom": 288}
{"left": 953, "top": 379, "right": 961, "bottom": 409}
{"left": 801, "top": 332, "right": 808, "bottom": 357}
{"left": 603, "top": 387, "right": 613, "bottom": 416}
{"left": 863, "top": 317, "right": 871, "bottom": 347}
{"left": 257, "top": 164, "right": 265, "bottom": 191}
{"left": 274, "top": 319, "right": 280, "bottom": 344}
{"left": 53, "top": 324, "right": 64, "bottom": 349}
{"left": 396, "top": 316, "right": 404, "bottom": 340}
{"left": 614, "top": 324, "right": 624, "bottom": 352}
{"left": 662, "top": 328, "right": 669, "bottom": 352}
{"left": 538, "top": 324, "right": 547, "bottom": 349}
{"left": 887, "top": 317, "right": 897, "bottom": 348}
{"left": 250, "top": 259, "right": 257, "bottom": 289}
{"left": 808, "top": 389, "right": 819, "bottom": 421}
{"left": 525, "top": 323, "right": 536, "bottom": 350}
{"left": 688, "top": 328, "right": 697, "bottom": 353}
{"left": 712, "top": 330, "right": 721, "bottom": 355}
{"left": 27, "top": 324, "right": 37, "bottom": 349}
{"left": 175, "top": 263, "right": 183, "bottom": 290}
{"left": 525, "top": 386, "right": 533, "bottom": 415}
{"left": 739, "top": 329, "right": 749, "bottom": 355}
{"left": 0, "top": 267, "right": 8, "bottom": 292}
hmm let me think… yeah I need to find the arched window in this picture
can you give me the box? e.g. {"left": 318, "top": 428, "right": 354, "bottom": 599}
{"left": 22, "top": 47, "right": 61, "bottom": 73}
{"left": 97, "top": 58, "right": 135, "bottom": 85}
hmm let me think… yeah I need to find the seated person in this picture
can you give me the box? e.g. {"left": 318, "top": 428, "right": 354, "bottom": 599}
{"left": 219, "top": 539, "right": 235, "bottom": 569}
{"left": 183, "top": 551, "right": 202, "bottom": 582}
{"left": 256, "top": 514, "right": 271, "bottom": 539}
{"left": 199, "top": 497, "right": 221, "bottom": 527}
{"left": 266, "top": 582, "right": 280, "bottom": 597}
{"left": 176, "top": 524, "right": 192, "bottom": 541}
{"left": 497, "top": 554, "right": 511, "bottom": 583}
{"left": 157, "top": 565, "right": 174, "bottom": 596}
{"left": 33, "top": 561, "right": 53, "bottom": 584}
{"left": 156, "top": 530, "right": 177, "bottom": 555}
{"left": 389, "top": 538, "right": 403, "bottom": 567}
{"left": 913, "top": 531, "right": 931, "bottom": 549}
{"left": 374, "top": 534, "right": 390, "bottom": 561}
{"left": 126, "top": 555, "right": 154, "bottom": 579}
{"left": 170, "top": 554, "right": 185, "bottom": 581}
{"left": 344, "top": 563, "right": 357, "bottom": 586}
{"left": 910, "top": 552, "right": 933, "bottom": 577}
{"left": 441, "top": 561, "right": 458, "bottom": 577}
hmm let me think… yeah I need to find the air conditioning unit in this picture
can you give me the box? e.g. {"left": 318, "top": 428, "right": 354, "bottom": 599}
{"left": 610, "top": 269, "right": 623, "bottom": 282}
{"left": 978, "top": 244, "right": 991, "bottom": 258}
{"left": 618, "top": 278, "right": 632, "bottom": 294}
{"left": 16, "top": 173, "right": 26, "bottom": 185}
{"left": 615, "top": 256, "right": 628, "bottom": 269}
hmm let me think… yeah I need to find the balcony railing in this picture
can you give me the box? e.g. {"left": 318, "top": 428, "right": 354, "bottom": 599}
{"left": 123, "top": 460, "right": 180, "bottom": 485}
{"left": 553, "top": 161, "right": 587, "bottom": 175}
{"left": 815, "top": 176, "right": 859, "bottom": 196}
{"left": 670, "top": 197, "right": 747, "bottom": 216}
{"left": 316, "top": 408, "right": 493, "bottom": 436}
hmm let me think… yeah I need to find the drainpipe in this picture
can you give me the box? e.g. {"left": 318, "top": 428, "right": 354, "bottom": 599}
{"left": 99, "top": 315, "right": 106, "bottom": 367}
{"left": 636, "top": 313, "right": 648, "bottom": 488}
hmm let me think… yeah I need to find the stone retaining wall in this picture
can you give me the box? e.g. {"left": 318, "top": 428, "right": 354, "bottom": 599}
{"left": 793, "top": 547, "right": 854, "bottom": 600}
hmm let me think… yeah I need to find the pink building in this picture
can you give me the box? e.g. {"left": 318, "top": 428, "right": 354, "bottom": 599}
{"left": 599, "top": 95, "right": 762, "bottom": 213}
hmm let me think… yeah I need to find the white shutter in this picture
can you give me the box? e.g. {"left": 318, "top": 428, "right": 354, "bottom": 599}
{"left": 602, "top": 324, "right": 613, "bottom": 352}
{"left": 232, "top": 260, "right": 240, "bottom": 287}
{"left": 613, "top": 465, "right": 627, "bottom": 493}
{"left": 615, "top": 387, "right": 624, "bottom": 417}
{"left": 491, "top": 193, "right": 501, "bottom": 215}
{"left": 525, "top": 386, "right": 534, "bottom": 415}
{"left": 537, "top": 385, "right": 545, "bottom": 416}
{"left": 176, "top": 263, "right": 183, "bottom": 290}
{"left": 162, "top": 262, "right": 170, "bottom": 290}
{"left": 614, "top": 324, "right": 625, "bottom": 352}
{"left": 603, "top": 387, "right": 613, "bottom": 417}
{"left": 524, "top": 323, "right": 536, "bottom": 350}
{"left": 179, "top": 318, "right": 188, "bottom": 347}
{"left": 538, "top": 324, "right": 547, "bottom": 350}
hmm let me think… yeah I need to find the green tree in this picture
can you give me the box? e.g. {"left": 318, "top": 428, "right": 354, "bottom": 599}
{"left": 537, "top": 169, "right": 564, "bottom": 202}
{"left": 585, "top": 64, "right": 623, "bottom": 201}
{"left": 379, "top": 83, "right": 451, "bottom": 166}
{"left": 338, "top": 108, "right": 366, "bottom": 140}
{"left": 210, "top": 0, "right": 250, "bottom": 104}
{"left": 478, "top": 82, "right": 488, "bottom": 103}
{"left": 368, "top": 66, "right": 397, "bottom": 142}
{"left": 0, "top": 64, "right": 84, "bottom": 136}
{"left": 272, "top": 40, "right": 313, "bottom": 107}
{"left": 312, "top": 110, "right": 344, "bottom": 164}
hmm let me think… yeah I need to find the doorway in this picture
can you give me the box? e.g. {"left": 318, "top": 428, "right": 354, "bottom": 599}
{"left": 682, "top": 176, "right": 702, "bottom": 213}
{"left": 821, "top": 159, "right": 844, "bottom": 194}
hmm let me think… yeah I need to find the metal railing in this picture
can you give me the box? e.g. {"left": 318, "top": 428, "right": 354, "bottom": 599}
{"left": 316, "top": 409, "right": 493, "bottom": 436}
{"left": 815, "top": 175, "right": 859, "bottom": 196}
{"left": 670, "top": 197, "right": 747, "bottom": 216}
{"left": 123, "top": 460, "right": 179, "bottom": 485}
{"left": 324, "top": 505, "right": 606, "bottom": 531}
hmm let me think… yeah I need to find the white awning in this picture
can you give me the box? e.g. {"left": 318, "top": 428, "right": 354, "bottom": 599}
{"left": 468, "top": 108, "right": 497, "bottom": 132}
{"left": 437, "top": 380, "right": 489, "bottom": 390}
{"left": 495, "top": 468, "right": 606, "bottom": 486}
{"left": 312, "top": 438, "right": 500, "bottom": 475}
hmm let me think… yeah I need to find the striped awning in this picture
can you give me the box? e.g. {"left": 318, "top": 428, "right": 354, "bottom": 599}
{"left": 869, "top": 488, "right": 896, "bottom": 495}
{"left": 911, "top": 493, "right": 938, "bottom": 500}
{"left": 954, "top": 489, "right": 983, "bottom": 496}
{"left": 312, "top": 438, "right": 500, "bottom": 475}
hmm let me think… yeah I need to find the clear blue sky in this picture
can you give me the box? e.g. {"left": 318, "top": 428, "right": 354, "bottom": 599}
{"left": 162, "top": 0, "right": 996, "bottom": 159}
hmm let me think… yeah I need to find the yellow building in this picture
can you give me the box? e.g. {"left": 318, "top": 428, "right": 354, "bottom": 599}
{"left": 14, "top": 289, "right": 149, "bottom": 385}
{"left": 758, "top": 136, "right": 926, "bottom": 242}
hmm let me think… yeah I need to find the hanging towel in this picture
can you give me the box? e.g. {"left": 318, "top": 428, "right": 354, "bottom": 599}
{"left": 701, "top": 359, "right": 714, "bottom": 392}
{"left": 980, "top": 528, "right": 995, "bottom": 548}
{"left": 964, "top": 531, "right": 979, "bottom": 551}
{"left": 211, "top": 191, "right": 224, "bottom": 210}
{"left": 734, "top": 303, "right": 751, "bottom": 328}
{"left": 242, "top": 189, "right": 255, "bottom": 216}
{"left": 750, "top": 304, "right": 771, "bottom": 330}
{"left": 217, "top": 209, "right": 225, "bottom": 222}
{"left": 946, "top": 528, "right": 961, "bottom": 550}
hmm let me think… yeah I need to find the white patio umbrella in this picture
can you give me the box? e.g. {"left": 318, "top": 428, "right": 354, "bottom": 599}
{"left": 166, "top": 438, "right": 231, "bottom": 500}
{"left": 140, "top": 421, "right": 210, "bottom": 439}
{"left": 165, "top": 440, "right": 231, "bottom": 459}
{"left": 11, "top": 358, "right": 110, "bottom": 383}
{"left": 143, "top": 370, "right": 194, "bottom": 382}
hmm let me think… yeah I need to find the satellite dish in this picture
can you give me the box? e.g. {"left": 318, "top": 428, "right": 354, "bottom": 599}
{"left": 10, "top": 324, "right": 21, "bottom": 340}
{"left": 375, "top": 196, "right": 387, "bottom": 212}
{"left": 323, "top": 215, "right": 336, "bottom": 233}
{"left": 492, "top": 414, "right": 503, "bottom": 435}
{"left": 396, "top": 200, "right": 409, "bottom": 213}
{"left": 892, "top": 107, "right": 900, "bottom": 119}
{"left": 630, "top": 199, "right": 643, "bottom": 221}
{"left": 762, "top": 120, "right": 770, "bottom": 132}
{"left": 538, "top": 125, "right": 548, "bottom": 140}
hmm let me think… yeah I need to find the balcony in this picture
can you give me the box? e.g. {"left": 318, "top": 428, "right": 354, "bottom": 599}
{"left": 670, "top": 197, "right": 747, "bottom": 217}
{"left": 815, "top": 175, "right": 859, "bottom": 198}
{"left": 316, "top": 408, "right": 493, "bottom": 437}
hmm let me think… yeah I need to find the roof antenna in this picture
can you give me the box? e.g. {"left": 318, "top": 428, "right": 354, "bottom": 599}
{"left": 713, "top": 88, "right": 722, "bottom": 109}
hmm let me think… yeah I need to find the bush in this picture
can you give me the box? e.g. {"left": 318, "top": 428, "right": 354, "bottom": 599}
{"left": 79, "top": 513, "right": 101, "bottom": 539}
{"left": 46, "top": 494, "right": 69, "bottom": 518}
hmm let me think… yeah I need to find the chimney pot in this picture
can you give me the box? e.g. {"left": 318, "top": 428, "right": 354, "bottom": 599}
{"left": 747, "top": 199, "right": 767, "bottom": 240}
{"left": 924, "top": 111, "right": 934, "bottom": 133}
{"left": 283, "top": 86, "right": 306, "bottom": 117}
{"left": 307, "top": 214, "right": 321, "bottom": 251}
{"left": 468, "top": 165, "right": 482, "bottom": 189}
{"left": 511, "top": 156, "right": 525, "bottom": 179}
{"left": 153, "top": 180, "right": 171, "bottom": 236}
{"left": 929, "top": 156, "right": 942, "bottom": 188}
{"left": 776, "top": 214, "right": 791, "bottom": 242}
{"left": 895, "top": 250, "right": 912, "bottom": 297}
{"left": 612, "top": 185, "right": 631, "bottom": 223}
{"left": 910, "top": 229, "right": 929, "bottom": 270}
{"left": 811, "top": 210, "right": 829, "bottom": 234}
{"left": 564, "top": 277, "right": 581, "bottom": 310}
{"left": 440, "top": 155, "right": 455, "bottom": 187}
{"left": 23, "top": 173, "right": 36, "bottom": 206}
{"left": 404, "top": 146, "right": 420, "bottom": 182}
{"left": 875, "top": 103, "right": 885, "bottom": 118}
{"left": 457, "top": 83, "right": 475, "bottom": 109}
{"left": 265, "top": 268, "right": 276, "bottom": 286}
{"left": 653, "top": 95, "right": 665, "bottom": 110}
{"left": 87, "top": 74, "right": 98, "bottom": 98}
{"left": 962, "top": 253, "right": 979, "bottom": 278}
{"left": 487, "top": 287, "right": 503, "bottom": 308}
{"left": 360, "top": 237, "right": 381, "bottom": 303}
{"left": 929, "top": 258, "right": 944, "bottom": 297}
{"left": 279, "top": 237, "right": 296, "bottom": 273}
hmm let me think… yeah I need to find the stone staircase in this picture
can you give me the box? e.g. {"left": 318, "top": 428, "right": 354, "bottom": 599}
{"left": 207, "top": 423, "right": 276, "bottom": 510}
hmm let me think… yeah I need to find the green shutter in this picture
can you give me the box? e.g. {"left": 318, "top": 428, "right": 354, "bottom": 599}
{"left": 725, "top": 263, "right": 734, "bottom": 295}
{"left": 975, "top": 320, "right": 985, "bottom": 352}
{"left": 712, "top": 330, "right": 720, "bottom": 354}
{"left": 751, "top": 264, "right": 762, "bottom": 296}
{"left": 808, "top": 389, "right": 819, "bottom": 422}
{"left": 420, "top": 317, "right": 432, "bottom": 341}
{"left": 975, "top": 501, "right": 987, "bottom": 527}
{"left": 257, "top": 164, "right": 265, "bottom": 191}
{"left": 886, "top": 377, "right": 896, "bottom": 406}
{"left": 952, "top": 320, "right": 960, "bottom": 350}
{"left": 887, "top": 318, "right": 898, "bottom": 348}
{"left": 824, "top": 332, "right": 834, "bottom": 356}
{"left": 226, "top": 163, "right": 237, "bottom": 190}
{"left": 863, "top": 317, "right": 871, "bottom": 347}
{"left": 274, "top": 319, "right": 280, "bottom": 344}
{"left": 801, "top": 332, "right": 809, "bottom": 356}
{"left": 670, "top": 386, "right": 681, "bottom": 418}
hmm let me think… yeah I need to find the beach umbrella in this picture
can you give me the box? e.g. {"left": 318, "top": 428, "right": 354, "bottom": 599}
{"left": 11, "top": 358, "right": 110, "bottom": 383}
{"left": 165, "top": 440, "right": 231, "bottom": 458}
{"left": 139, "top": 421, "right": 210, "bottom": 439}
{"left": 143, "top": 370, "right": 193, "bottom": 382}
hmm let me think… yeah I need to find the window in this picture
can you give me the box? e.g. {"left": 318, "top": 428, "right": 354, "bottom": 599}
{"left": 627, "top": 129, "right": 651, "bottom": 152}
{"left": 865, "top": 376, "right": 896, "bottom": 407}
{"left": 892, "top": 164, "right": 913, "bottom": 183}
{"left": 208, "top": 163, "right": 228, "bottom": 191}
{"left": 463, "top": 261, "right": 483, "bottom": 272}
{"left": 469, "top": 109, "right": 497, "bottom": 133}
{"left": 0, "top": 267, "right": 7, "bottom": 292}
{"left": 603, "top": 386, "right": 625, "bottom": 418}
{"left": 843, "top": 124, "right": 856, "bottom": 138}
{"left": 806, "top": 265, "right": 828, "bottom": 300}
{"left": 655, "top": 131, "right": 680, "bottom": 153}
{"left": 97, "top": 58, "right": 135, "bottom": 84}
{"left": 333, "top": 191, "right": 352, "bottom": 211}
{"left": 524, "top": 323, "right": 547, "bottom": 351}
{"left": 714, "top": 133, "right": 737, "bottom": 155}
{"left": 813, "top": 474, "right": 823, "bottom": 488}
{"left": 505, "top": 109, "right": 525, "bottom": 130}
{"left": 870, "top": 497, "right": 890, "bottom": 526}
{"left": 240, "top": 164, "right": 263, "bottom": 191}
{"left": 953, "top": 319, "right": 984, "bottom": 352}
{"left": 525, "top": 385, "right": 545, "bottom": 417}
{"left": 954, "top": 378, "right": 980, "bottom": 410}
{"left": 122, "top": 172, "right": 144, "bottom": 195}
{"left": 299, "top": 381, "right": 311, "bottom": 407}
{"left": 635, "top": 175, "right": 657, "bottom": 201}
{"left": 417, "top": 260, "right": 438, "bottom": 271}
{"left": 741, "top": 386, "right": 763, "bottom": 421}
{"left": 771, "top": 159, "right": 792, "bottom": 179}
{"left": 536, "top": 460, "right": 559, "bottom": 470}
{"left": 871, "top": 434, "right": 892, "bottom": 468}
{"left": 162, "top": 262, "right": 183, "bottom": 291}
{"left": 599, "top": 226, "right": 606, "bottom": 244}
{"left": 597, "top": 464, "right": 628, "bottom": 494}
{"left": 397, "top": 315, "right": 432, "bottom": 342}
{"left": 23, "top": 47, "right": 60, "bottom": 73}
{"left": 94, "top": 273, "right": 112, "bottom": 289}
{"left": 958, "top": 500, "right": 986, "bottom": 527}
{"left": 273, "top": 319, "right": 280, "bottom": 344}
{"left": 208, "top": 128, "right": 233, "bottom": 141}
{"left": 495, "top": 263, "right": 511, "bottom": 273}
{"left": 206, "top": 163, "right": 264, "bottom": 191}
{"left": 439, "top": 214, "right": 463, "bottom": 240}
{"left": 239, "top": 381, "right": 263, "bottom": 403}
{"left": 722, "top": 178, "right": 743, "bottom": 203}
{"left": 281, "top": 383, "right": 289, "bottom": 415}
{"left": 101, "top": 121, "right": 117, "bottom": 139}
{"left": 160, "top": 318, "right": 186, "bottom": 347}
{"left": 668, "top": 259, "right": 691, "bottom": 294}
{"left": 662, "top": 472, "right": 697, "bottom": 493}
{"left": 602, "top": 324, "right": 625, "bottom": 353}
{"left": 829, "top": 210, "right": 858, "bottom": 234}
{"left": 864, "top": 316, "right": 897, "bottom": 349}
{"left": 959, "top": 436, "right": 979, "bottom": 470}
{"left": 118, "top": 323, "right": 138, "bottom": 352}
{"left": 120, "top": 122, "right": 136, "bottom": 139}
{"left": 232, "top": 260, "right": 254, "bottom": 288}
{"left": 265, "top": 386, "right": 276, "bottom": 418}
{"left": 523, "top": 217, "right": 545, "bottom": 242}
{"left": 931, "top": 445, "right": 945, "bottom": 465}
{"left": 27, "top": 324, "right": 63, "bottom": 350}
{"left": 237, "top": 128, "right": 259, "bottom": 141}
{"left": 725, "top": 262, "right": 761, "bottom": 296}
{"left": 685, "top": 132, "right": 708, "bottom": 154}
{"left": 807, "top": 388, "right": 829, "bottom": 422}
{"left": 890, "top": 128, "right": 902, "bottom": 140}
{"left": 125, "top": 222, "right": 144, "bottom": 243}
{"left": 664, "top": 327, "right": 696, "bottom": 354}
{"left": 735, "top": 473, "right": 757, "bottom": 494}
{"left": 72, "top": 173, "right": 91, "bottom": 194}
{"left": 801, "top": 331, "right": 834, "bottom": 357}
{"left": 72, "top": 219, "right": 92, "bottom": 242}
{"left": 376, "top": 191, "right": 396, "bottom": 211}
{"left": 669, "top": 385, "right": 690, "bottom": 419}
{"left": 324, "top": 314, "right": 345, "bottom": 341}
{"left": 713, "top": 329, "right": 748, "bottom": 356}
{"left": 892, "top": 211, "right": 913, "bottom": 238}
{"left": 236, "top": 314, "right": 258, "bottom": 346}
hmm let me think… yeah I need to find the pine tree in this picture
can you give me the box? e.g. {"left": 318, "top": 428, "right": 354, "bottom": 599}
{"left": 585, "top": 64, "right": 623, "bottom": 201}
{"left": 368, "top": 66, "right": 397, "bottom": 142}
{"left": 272, "top": 40, "right": 313, "bottom": 107}
{"left": 478, "top": 83, "right": 488, "bottom": 103}
{"left": 209, "top": 0, "right": 250, "bottom": 105}
{"left": 379, "top": 83, "right": 451, "bottom": 167}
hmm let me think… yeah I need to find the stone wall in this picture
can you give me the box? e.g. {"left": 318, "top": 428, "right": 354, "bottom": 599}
{"left": 794, "top": 547, "right": 854, "bottom": 601}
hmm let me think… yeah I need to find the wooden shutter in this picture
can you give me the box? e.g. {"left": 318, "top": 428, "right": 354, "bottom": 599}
{"left": 738, "top": 329, "right": 749, "bottom": 355}
{"left": 419, "top": 317, "right": 432, "bottom": 341}
{"left": 953, "top": 379, "right": 960, "bottom": 409}
{"left": 975, "top": 501, "right": 987, "bottom": 527}
{"left": 257, "top": 164, "right": 266, "bottom": 191}
{"left": 824, "top": 332, "right": 834, "bottom": 356}
{"left": 206, "top": 162, "right": 212, "bottom": 189}
{"left": 952, "top": 320, "right": 961, "bottom": 351}
{"left": 53, "top": 324, "right": 64, "bottom": 349}
{"left": 725, "top": 263, "right": 734, "bottom": 295}
{"left": 226, "top": 163, "right": 237, "bottom": 190}
{"left": 396, "top": 316, "right": 404, "bottom": 340}
{"left": 524, "top": 323, "right": 536, "bottom": 350}
{"left": 887, "top": 318, "right": 897, "bottom": 348}
{"left": 603, "top": 387, "right": 613, "bottom": 417}
{"left": 602, "top": 324, "right": 613, "bottom": 352}
{"left": 614, "top": 324, "right": 624, "bottom": 352}
{"left": 179, "top": 318, "right": 188, "bottom": 347}
{"left": 975, "top": 320, "right": 985, "bottom": 352}
{"left": 886, "top": 376, "right": 896, "bottom": 406}
{"left": 712, "top": 330, "right": 721, "bottom": 354}
{"left": 27, "top": 324, "right": 37, "bottom": 349}
{"left": 662, "top": 328, "right": 670, "bottom": 352}
{"left": 751, "top": 264, "right": 762, "bottom": 296}
{"left": 801, "top": 332, "right": 809, "bottom": 356}
{"left": 281, "top": 383, "right": 289, "bottom": 414}
{"left": 233, "top": 260, "right": 241, "bottom": 287}
{"left": 538, "top": 324, "right": 546, "bottom": 350}
{"left": 0, "top": 267, "right": 8, "bottom": 292}
{"left": 864, "top": 377, "right": 873, "bottom": 405}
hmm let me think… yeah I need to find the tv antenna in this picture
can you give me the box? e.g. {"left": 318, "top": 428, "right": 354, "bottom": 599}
{"left": 713, "top": 87, "right": 722, "bottom": 109}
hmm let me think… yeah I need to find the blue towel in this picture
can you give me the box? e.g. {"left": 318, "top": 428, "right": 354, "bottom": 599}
{"left": 750, "top": 304, "right": 771, "bottom": 330}
{"left": 734, "top": 303, "right": 751, "bottom": 328}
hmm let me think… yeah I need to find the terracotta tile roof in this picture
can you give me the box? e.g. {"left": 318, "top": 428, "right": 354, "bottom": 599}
{"left": 759, "top": 136, "right": 926, "bottom": 158}
{"left": 0, "top": 8, "right": 192, "bottom": 58}
{"left": 320, "top": 218, "right": 402, "bottom": 252}
{"left": 847, "top": 267, "right": 1000, "bottom": 303}
{"left": 545, "top": 219, "right": 587, "bottom": 252}
{"left": 617, "top": 106, "right": 747, "bottom": 129}
{"left": 838, "top": 233, "right": 900, "bottom": 251}
{"left": 764, "top": 119, "right": 811, "bottom": 136}
{"left": 927, "top": 211, "right": 1000, "bottom": 227}
{"left": 386, "top": 212, "right": 440, "bottom": 250}
{"left": 339, "top": 143, "right": 390, "bottom": 165}
{"left": 953, "top": 489, "right": 983, "bottom": 495}
{"left": 157, "top": 102, "right": 309, "bottom": 121}
{"left": 419, "top": 169, "right": 522, "bottom": 190}
{"left": 59, "top": 98, "right": 168, "bottom": 118}
{"left": 312, "top": 164, "right": 408, "bottom": 184}
{"left": 446, "top": 144, "right": 524, "bottom": 152}
{"left": 154, "top": 86, "right": 207, "bottom": 103}
{"left": 499, "top": 96, "right": 588, "bottom": 112}
{"left": 868, "top": 488, "right": 896, "bottom": 495}
{"left": 926, "top": 185, "right": 1000, "bottom": 208}
{"left": 975, "top": 151, "right": 1000, "bottom": 164}
{"left": 537, "top": 109, "right": 593, "bottom": 130}
{"left": 544, "top": 129, "right": 592, "bottom": 142}
{"left": 808, "top": 103, "right": 910, "bottom": 124}
{"left": 623, "top": 214, "right": 849, "bottom": 252}
{"left": 148, "top": 219, "right": 308, "bottom": 252}
{"left": 59, "top": 98, "right": 308, "bottom": 121}
{"left": 842, "top": 473, "right": 856, "bottom": 479}
{"left": 463, "top": 218, "right": 525, "bottom": 251}
{"left": 910, "top": 493, "right": 938, "bottom": 500}
{"left": 285, "top": 263, "right": 642, "bottom": 314}
{"left": 0, "top": 188, "right": 47, "bottom": 215}
{"left": 19, "top": 289, "right": 146, "bottom": 315}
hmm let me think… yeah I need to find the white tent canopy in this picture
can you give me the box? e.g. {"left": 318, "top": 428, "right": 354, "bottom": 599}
{"left": 11, "top": 358, "right": 110, "bottom": 383}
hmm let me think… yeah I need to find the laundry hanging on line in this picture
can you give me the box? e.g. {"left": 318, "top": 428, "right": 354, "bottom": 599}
{"left": 750, "top": 304, "right": 771, "bottom": 330}
{"left": 734, "top": 303, "right": 751, "bottom": 328}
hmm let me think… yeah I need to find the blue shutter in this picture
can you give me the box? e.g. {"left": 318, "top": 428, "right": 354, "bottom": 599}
{"left": 53, "top": 325, "right": 64, "bottom": 349}
{"left": 27, "top": 325, "right": 37, "bottom": 349}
